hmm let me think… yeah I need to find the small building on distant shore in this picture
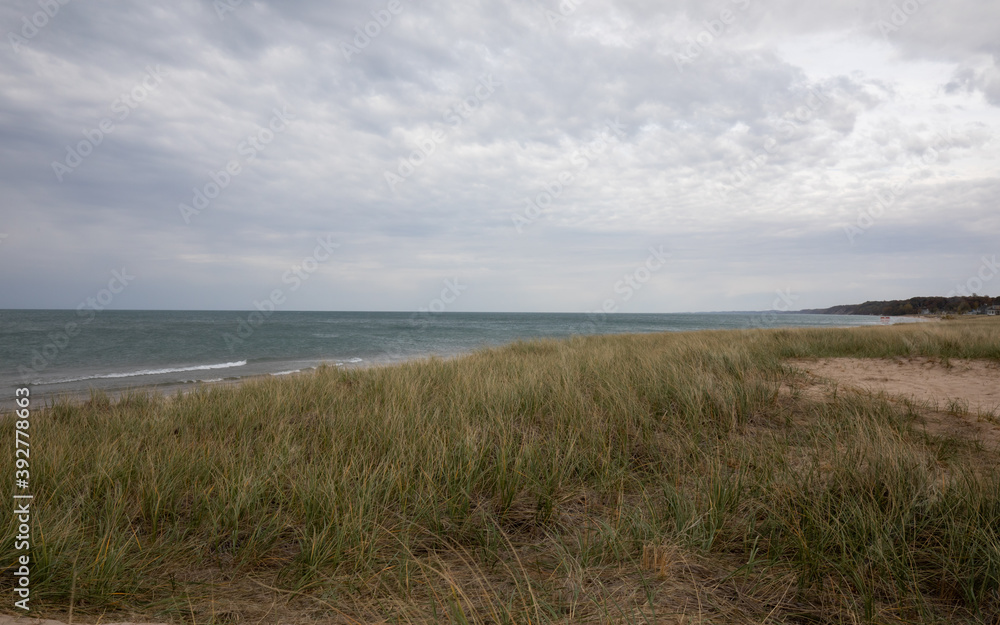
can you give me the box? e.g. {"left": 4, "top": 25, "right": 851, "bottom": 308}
{"left": 987, "top": 305, "right": 1000, "bottom": 316}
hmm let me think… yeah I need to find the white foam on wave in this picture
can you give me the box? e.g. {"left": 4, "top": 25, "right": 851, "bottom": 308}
{"left": 36, "top": 361, "right": 248, "bottom": 385}
{"left": 271, "top": 369, "right": 301, "bottom": 376}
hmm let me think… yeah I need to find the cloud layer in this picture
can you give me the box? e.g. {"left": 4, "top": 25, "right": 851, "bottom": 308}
{"left": 1, "top": 0, "right": 998, "bottom": 312}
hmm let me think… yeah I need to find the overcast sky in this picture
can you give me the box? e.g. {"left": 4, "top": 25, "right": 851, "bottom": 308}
{"left": 1, "top": 0, "right": 998, "bottom": 313}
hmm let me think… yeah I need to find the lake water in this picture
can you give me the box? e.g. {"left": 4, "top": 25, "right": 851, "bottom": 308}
{"left": 1, "top": 310, "right": 887, "bottom": 406}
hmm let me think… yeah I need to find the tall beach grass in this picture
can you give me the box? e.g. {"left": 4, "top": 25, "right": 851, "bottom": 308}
{"left": 2, "top": 317, "right": 1000, "bottom": 623}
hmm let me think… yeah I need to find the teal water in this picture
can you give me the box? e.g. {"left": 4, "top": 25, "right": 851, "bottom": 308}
{"left": 1, "top": 310, "right": 887, "bottom": 404}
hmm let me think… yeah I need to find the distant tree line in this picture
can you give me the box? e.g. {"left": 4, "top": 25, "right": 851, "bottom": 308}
{"left": 803, "top": 295, "right": 1000, "bottom": 316}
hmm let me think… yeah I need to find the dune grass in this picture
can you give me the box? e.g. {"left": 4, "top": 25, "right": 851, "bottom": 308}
{"left": 2, "top": 317, "right": 1000, "bottom": 623}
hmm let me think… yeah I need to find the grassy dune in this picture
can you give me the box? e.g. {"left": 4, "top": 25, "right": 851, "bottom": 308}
{"left": 3, "top": 318, "right": 1000, "bottom": 623}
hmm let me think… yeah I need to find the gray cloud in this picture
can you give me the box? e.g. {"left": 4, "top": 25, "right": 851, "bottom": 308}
{"left": 1, "top": 0, "right": 998, "bottom": 313}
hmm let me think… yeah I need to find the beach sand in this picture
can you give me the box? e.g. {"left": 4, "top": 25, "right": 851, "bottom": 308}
{"left": 789, "top": 356, "right": 1000, "bottom": 450}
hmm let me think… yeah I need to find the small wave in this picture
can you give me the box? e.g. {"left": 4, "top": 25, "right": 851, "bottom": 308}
{"left": 312, "top": 333, "right": 340, "bottom": 338}
{"left": 35, "top": 361, "right": 248, "bottom": 385}
{"left": 271, "top": 369, "right": 301, "bottom": 376}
